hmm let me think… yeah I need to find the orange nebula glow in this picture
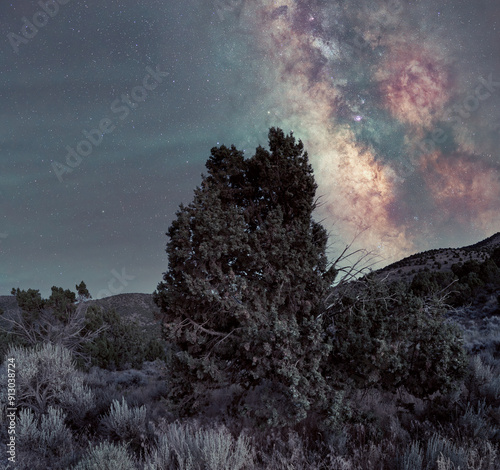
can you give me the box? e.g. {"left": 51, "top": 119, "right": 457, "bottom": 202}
{"left": 315, "top": 132, "right": 414, "bottom": 259}
{"left": 421, "top": 152, "right": 500, "bottom": 233}
{"left": 376, "top": 46, "right": 452, "bottom": 127}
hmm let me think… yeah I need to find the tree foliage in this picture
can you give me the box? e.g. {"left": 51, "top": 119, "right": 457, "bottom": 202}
{"left": 10, "top": 285, "right": 77, "bottom": 323}
{"left": 410, "top": 256, "right": 500, "bottom": 306}
{"left": 76, "top": 281, "right": 92, "bottom": 302}
{"left": 82, "top": 306, "right": 166, "bottom": 370}
{"left": 155, "top": 128, "right": 336, "bottom": 425}
{"left": 326, "top": 276, "right": 468, "bottom": 397}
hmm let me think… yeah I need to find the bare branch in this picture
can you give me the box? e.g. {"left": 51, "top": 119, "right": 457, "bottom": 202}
{"left": 0, "top": 302, "right": 108, "bottom": 364}
{"left": 184, "top": 315, "right": 227, "bottom": 337}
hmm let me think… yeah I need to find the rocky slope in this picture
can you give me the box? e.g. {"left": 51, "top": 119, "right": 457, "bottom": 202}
{"left": 375, "top": 232, "right": 500, "bottom": 283}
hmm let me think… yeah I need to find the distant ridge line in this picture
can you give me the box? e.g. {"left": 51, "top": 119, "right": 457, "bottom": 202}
{"left": 462, "top": 232, "right": 500, "bottom": 252}
{"left": 378, "top": 232, "right": 500, "bottom": 274}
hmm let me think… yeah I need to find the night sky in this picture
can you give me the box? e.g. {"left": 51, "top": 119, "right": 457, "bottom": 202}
{"left": 1, "top": 0, "right": 499, "bottom": 298}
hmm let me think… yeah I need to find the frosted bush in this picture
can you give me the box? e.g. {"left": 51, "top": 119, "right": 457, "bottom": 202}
{"left": 424, "top": 434, "right": 467, "bottom": 470}
{"left": 459, "top": 400, "right": 493, "bottom": 440}
{"left": 2, "top": 343, "right": 94, "bottom": 419}
{"left": 143, "top": 434, "right": 171, "bottom": 470}
{"left": 468, "top": 355, "right": 500, "bottom": 404}
{"left": 398, "top": 441, "right": 423, "bottom": 470}
{"left": 144, "top": 421, "right": 254, "bottom": 470}
{"left": 72, "top": 442, "right": 136, "bottom": 470}
{"left": 101, "top": 397, "right": 147, "bottom": 443}
{"left": 17, "top": 407, "right": 72, "bottom": 455}
{"left": 16, "top": 406, "right": 74, "bottom": 469}
{"left": 60, "top": 379, "right": 95, "bottom": 421}
{"left": 16, "top": 408, "right": 39, "bottom": 448}
{"left": 470, "top": 355, "right": 494, "bottom": 386}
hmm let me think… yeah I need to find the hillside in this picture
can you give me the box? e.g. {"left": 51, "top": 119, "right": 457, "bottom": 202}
{"left": 375, "top": 232, "right": 500, "bottom": 283}
{"left": 367, "top": 233, "right": 500, "bottom": 357}
{"left": 84, "top": 293, "right": 160, "bottom": 336}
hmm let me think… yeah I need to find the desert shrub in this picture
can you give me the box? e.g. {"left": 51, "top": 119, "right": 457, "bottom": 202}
{"left": 17, "top": 407, "right": 74, "bottom": 469}
{"left": 410, "top": 271, "right": 456, "bottom": 297}
{"left": 143, "top": 435, "right": 173, "bottom": 470}
{"left": 345, "top": 387, "right": 412, "bottom": 449}
{"left": 483, "top": 374, "right": 500, "bottom": 405}
{"left": 101, "top": 398, "right": 147, "bottom": 448}
{"left": 82, "top": 307, "right": 165, "bottom": 370}
{"left": 458, "top": 400, "right": 496, "bottom": 441}
{"left": 467, "top": 440, "right": 499, "bottom": 469}
{"left": 59, "top": 378, "right": 95, "bottom": 423}
{"left": 398, "top": 441, "right": 423, "bottom": 470}
{"left": 144, "top": 421, "right": 254, "bottom": 470}
{"left": 1, "top": 343, "right": 94, "bottom": 420}
{"left": 466, "top": 356, "right": 497, "bottom": 403}
{"left": 259, "top": 430, "right": 322, "bottom": 470}
{"left": 436, "top": 455, "right": 455, "bottom": 469}
{"left": 424, "top": 434, "right": 467, "bottom": 470}
{"left": 322, "top": 437, "right": 400, "bottom": 469}
{"left": 326, "top": 278, "right": 468, "bottom": 398}
{"left": 72, "top": 442, "right": 136, "bottom": 470}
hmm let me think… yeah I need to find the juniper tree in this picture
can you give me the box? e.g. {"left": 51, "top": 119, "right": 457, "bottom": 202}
{"left": 76, "top": 281, "right": 92, "bottom": 302}
{"left": 155, "top": 128, "right": 336, "bottom": 425}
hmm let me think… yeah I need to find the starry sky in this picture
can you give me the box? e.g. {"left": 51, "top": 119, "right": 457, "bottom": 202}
{"left": 1, "top": 0, "right": 499, "bottom": 298}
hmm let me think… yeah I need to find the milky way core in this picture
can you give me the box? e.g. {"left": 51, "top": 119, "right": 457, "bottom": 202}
{"left": 236, "top": 0, "right": 500, "bottom": 262}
